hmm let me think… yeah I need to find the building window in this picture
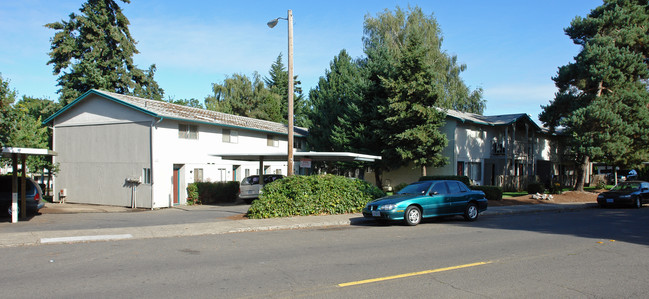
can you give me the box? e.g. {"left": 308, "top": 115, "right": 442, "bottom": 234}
{"left": 460, "top": 162, "right": 482, "bottom": 182}
{"left": 194, "top": 168, "right": 203, "bottom": 182}
{"left": 142, "top": 168, "right": 151, "bottom": 184}
{"left": 293, "top": 138, "right": 303, "bottom": 149}
{"left": 275, "top": 169, "right": 282, "bottom": 175}
{"left": 245, "top": 169, "right": 250, "bottom": 178}
{"left": 179, "top": 124, "right": 198, "bottom": 139}
{"left": 222, "top": 128, "right": 238, "bottom": 143}
{"left": 267, "top": 134, "right": 279, "bottom": 147}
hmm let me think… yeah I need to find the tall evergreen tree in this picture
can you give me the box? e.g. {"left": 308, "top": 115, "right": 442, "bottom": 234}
{"left": 362, "top": 6, "right": 484, "bottom": 184}
{"left": 308, "top": 50, "right": 367, "bottom": 153}
{"left": 540, "top": 0, "right": 649, "bottom": 191}
{"left": 46, "top": 0, "right": 164, "bottom": 104}
{"left": 264, "top": 54, "right": 308, "bottom": 127}
{"left": 380, "top": 21, "right": 449, "bottom": 176}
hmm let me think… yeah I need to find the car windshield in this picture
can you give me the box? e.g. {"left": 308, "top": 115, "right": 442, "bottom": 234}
{"left": 611, "top": 182, "right": 640, "bottom": 191}
{"left": 397, "top": 182, "right": 432, "bottom": 195}
{"left": 241, "top": 176, "right": 260, "bottom": 185}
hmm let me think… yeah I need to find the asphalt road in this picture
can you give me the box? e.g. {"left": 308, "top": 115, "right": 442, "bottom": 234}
{"left": 1, "top": 208, "right": 648, "bottom": 298}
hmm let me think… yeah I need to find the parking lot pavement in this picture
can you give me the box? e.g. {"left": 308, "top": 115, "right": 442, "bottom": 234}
{"left": 0, "top": 202, "right": 598, "bottom": 248}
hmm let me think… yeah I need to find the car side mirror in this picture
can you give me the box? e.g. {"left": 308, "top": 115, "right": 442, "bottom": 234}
{"left": 429, "top": 191, "right": 439, "bottom": 196}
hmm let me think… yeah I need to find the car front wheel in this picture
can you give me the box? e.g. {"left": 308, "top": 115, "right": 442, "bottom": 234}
{"left": 404, "top": 206, "right": 421, "bottom": 226}
{"left": 464, "top": 202, "right": 479, "bottom": 221}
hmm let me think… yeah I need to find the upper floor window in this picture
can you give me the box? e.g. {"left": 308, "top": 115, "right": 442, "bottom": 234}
{"left": 293, "top": 137, "right": 304, "bottom": 150}
{"left": 178, "top": 124, "right": 198, "bottom": 139}
{"left": 267, "top": 134, "right": 279, "bottom": 147}
{"left": 222, "top": 128, "right": 238, "bottom": 143}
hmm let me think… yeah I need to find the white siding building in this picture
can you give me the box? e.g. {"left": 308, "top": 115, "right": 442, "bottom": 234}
{"left": 44, "top": 90, "right": 307, "bottom": 208}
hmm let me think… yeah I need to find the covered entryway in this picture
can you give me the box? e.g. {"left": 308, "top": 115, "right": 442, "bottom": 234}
{"left": 212, "top": 151, "right": 381, "bottom": 183}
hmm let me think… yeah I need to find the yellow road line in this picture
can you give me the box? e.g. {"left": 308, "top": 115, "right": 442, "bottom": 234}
{"left": 338, "top": 261, "right": 493, "bottom": 287}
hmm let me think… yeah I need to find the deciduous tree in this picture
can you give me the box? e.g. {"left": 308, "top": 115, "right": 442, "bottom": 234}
{"left": 205, "top": 73, "right": 282, "bottom": 123}
{"left": 0, "top": 74, "right": 17, "bottom": 147}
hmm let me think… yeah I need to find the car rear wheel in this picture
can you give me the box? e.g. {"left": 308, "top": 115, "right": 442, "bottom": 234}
{"left": 464, "top": 202, "right": 479, "bottom": 221}
{"left": 404, "top": 206, "right": 421, "bottom": 226}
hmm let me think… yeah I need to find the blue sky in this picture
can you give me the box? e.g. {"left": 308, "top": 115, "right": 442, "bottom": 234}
{"left": 1, "top": 0, "right": 602, "bottom": 123}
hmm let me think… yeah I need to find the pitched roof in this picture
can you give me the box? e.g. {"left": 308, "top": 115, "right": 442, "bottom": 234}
{"left": 444, "top": 109, "right": 548, "bottom": 133}
{"left": 44, "top": 89, "right": 308, "bottom": 137}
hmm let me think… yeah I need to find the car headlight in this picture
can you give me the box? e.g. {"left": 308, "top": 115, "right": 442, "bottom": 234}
{"left": 379, "top": 204, "right": 396, "bottom": 211}
{"left": 597, "top": 194, "right": 604, "bottom": 199}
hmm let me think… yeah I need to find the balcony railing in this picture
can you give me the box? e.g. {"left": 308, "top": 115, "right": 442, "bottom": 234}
{"left": 491, "top": 141, "right": 532, "bottom": 157}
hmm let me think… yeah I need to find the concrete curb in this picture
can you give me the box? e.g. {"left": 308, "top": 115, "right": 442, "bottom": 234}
{"left": 0, "top": 203, "right": 597, "bottom": 248}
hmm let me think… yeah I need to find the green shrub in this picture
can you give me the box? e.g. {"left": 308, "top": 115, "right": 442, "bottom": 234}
{"left": 247, "top": 174, "right": 385, "bottom": 219}
{"left": 549, "top": 182, "right": 562, "bottom": 194}
{"left": 186, "top": 183, "right": 200, "bottom": 205}
{"left": 189, "top": 181, "right": 240, "bottom": 204}
{"left": 470, "top": 185, "right": 503, "bottom": 201}
{"left": 419, "top": 175, "right": 471, "bottom": 185}
{"left": 526, "top": 182, "right": 545, "bottom": 194}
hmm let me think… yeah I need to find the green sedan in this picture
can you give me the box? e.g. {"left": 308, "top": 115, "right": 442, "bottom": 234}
{"left": 362, "top": 180, "right": 488, "bottom": 226}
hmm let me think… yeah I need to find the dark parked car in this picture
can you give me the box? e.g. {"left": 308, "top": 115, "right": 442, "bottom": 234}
{"left": 238, "top": 174, "right": 284, "bottom": 204}
{"left": 363, "top": 180, "right": 488, "bottom": 226}
{"left": 0, "top": 176, "right": 45, "bottom": 215}
{"left": 597, "top": 181, "right": 649, "bottom": 208}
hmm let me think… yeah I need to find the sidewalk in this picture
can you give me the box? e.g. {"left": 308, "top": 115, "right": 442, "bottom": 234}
{"left": 0, "top": 202, "right": 598, "bottom": 248}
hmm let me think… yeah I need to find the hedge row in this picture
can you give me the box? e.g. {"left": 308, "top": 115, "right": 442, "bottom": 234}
{"left": 470, "top": 185, "right": 503, "bottom": 201}
{"left": 418, "top": 176, "right": 502, "bottom": 201}
{"left": 247, "top": 174, "right": 385, "bottom": 219}
{"left": 186, "top": 181, "right": 240, "bottom": 205}
{"left": 419, "top": 175, "right": 471, "bottom": 185}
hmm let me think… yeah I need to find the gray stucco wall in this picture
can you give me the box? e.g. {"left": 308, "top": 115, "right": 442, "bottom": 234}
{"left": 54, "top": 122, "right": 152, "bottom": 207}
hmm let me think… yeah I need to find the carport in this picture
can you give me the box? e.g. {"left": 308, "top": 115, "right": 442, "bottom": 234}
{"left": 2, "top": 147, "right": 57, "bottom": 223}
{"left": 212, "top": 151, "right": 381, "bottom": 182}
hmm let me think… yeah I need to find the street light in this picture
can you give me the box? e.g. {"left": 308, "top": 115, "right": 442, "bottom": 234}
{"left": 268, "top": 10, "right": 294, "bottom": 176}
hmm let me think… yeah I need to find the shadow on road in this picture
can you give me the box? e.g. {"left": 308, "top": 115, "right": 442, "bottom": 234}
{"left": 351, "top": 207, "right": 649, "bottom": 246}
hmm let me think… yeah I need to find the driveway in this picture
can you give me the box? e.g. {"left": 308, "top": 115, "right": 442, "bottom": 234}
{"left": 0, "top": 202, "right": 250, "bottom": 233}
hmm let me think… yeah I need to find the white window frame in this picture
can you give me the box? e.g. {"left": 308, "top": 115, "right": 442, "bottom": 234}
{"left": 179, "top": 124, "right": 198, "bottom": 139}
{"left": 222, "top": 128, "right": 238, "bottom": 144}
{"left": 267, "top": 134, "right": 279, "bottom": 147}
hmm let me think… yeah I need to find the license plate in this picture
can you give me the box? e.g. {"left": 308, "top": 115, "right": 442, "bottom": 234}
{"left": 248, "top": 190, "right": 254, "bottom": 194}
{"left": 606, "top": 198, "right": 614, "bottom": 203}
{"left": 372, "top": 211, "right": 381, "bottom": 217}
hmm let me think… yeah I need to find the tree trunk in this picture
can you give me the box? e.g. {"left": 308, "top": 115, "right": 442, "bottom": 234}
{"left": 574, "top": 155, "right": 589, "bottom": 192}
